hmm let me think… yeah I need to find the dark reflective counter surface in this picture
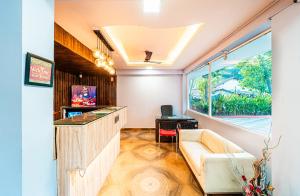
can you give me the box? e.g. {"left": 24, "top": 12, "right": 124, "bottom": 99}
{"left": 54, "top": 106, "right": 126, "bottom": 126}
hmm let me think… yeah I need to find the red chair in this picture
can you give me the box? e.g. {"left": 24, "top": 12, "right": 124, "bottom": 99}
{"left": 158, "top": 123, "right": 178, "bottom": 152}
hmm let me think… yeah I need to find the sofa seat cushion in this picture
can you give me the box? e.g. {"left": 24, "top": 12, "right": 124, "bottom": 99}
{"left": 201, "top": 129, "right": 243, "bottom": 154}
{"left": 180, "top": 141, "right": 212, "bottom": 175}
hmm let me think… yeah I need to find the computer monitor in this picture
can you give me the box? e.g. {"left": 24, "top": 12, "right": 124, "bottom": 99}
{"left": 67, "top": 111, "right": 83, "bottom": 118}
{"left": 71, "top": 85, "right": 96, "bottom": 107}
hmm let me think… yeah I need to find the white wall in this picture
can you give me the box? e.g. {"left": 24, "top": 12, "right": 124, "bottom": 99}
{"left": 272, "top": 3, "right": 300, "bottom": 195}
{"left": 22, "top": 0, "right": 56, "bottom": 196}
{"left": 0, "top": 0, "right": 56, "bottom": 195}
{"left": 117, "top": 74, "right": 182, "bottom": 128}
{"left": 0, "top": 1, "right": 22, "bottom": 195}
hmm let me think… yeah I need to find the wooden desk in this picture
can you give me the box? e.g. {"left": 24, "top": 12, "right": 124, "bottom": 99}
{"left": 155, "top": 115, "right": 198, "bottom": 142}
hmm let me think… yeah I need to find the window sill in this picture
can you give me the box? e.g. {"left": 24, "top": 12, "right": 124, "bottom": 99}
{"left": 186, "top": 109, "right": 270, "bottom": 137}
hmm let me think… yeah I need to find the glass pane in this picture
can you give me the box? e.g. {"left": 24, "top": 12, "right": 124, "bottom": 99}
{"left": 211, "top": 32, "right": 272, "bottom": 134}
{"left": 188, "top": 65, "right": 209, "bottom": 114}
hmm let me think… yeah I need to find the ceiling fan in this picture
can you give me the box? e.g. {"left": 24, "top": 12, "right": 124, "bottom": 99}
{"left": 144, "top": 50, "right": 162, "bottom": 64}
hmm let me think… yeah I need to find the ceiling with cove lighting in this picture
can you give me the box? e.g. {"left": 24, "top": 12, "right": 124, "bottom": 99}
{"left": 55, "top": 0, "right": 275, "bottom": 70}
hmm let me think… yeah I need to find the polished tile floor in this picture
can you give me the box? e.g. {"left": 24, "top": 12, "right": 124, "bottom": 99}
{"left": 98, "top": 129, "right": 203, "bottom": 196}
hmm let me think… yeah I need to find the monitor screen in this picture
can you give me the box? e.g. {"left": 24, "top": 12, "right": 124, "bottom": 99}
{"left": 71, "top": 85, "right": 96, "bottom": 107}
{"left": 67, "top": 111, "right": 83, "bottom": 118}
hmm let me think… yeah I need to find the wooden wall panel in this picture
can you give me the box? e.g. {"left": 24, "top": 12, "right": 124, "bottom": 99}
{"left": 54, "top": 69, "right": 116, "bottom": 120}
{"left": 54, "top": 26, "right": 109, "bottom": 76}
{"left": 54, "top": 23, "right": 94, "bottom": 63}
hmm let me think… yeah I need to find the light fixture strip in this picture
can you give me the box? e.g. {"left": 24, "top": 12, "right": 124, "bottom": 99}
{"left": 166, "top": 24, "right": 202, "bottom": 64}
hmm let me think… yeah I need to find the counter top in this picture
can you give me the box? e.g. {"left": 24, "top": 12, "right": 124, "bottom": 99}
{"left": 60, "top": 106, "right": 105, "bottom": 110}
{"left": 54, "top": 106, "right": 126, "bottom": 126}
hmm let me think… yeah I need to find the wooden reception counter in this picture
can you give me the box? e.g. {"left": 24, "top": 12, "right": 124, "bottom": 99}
{"left": 54, "top": 106, "right": 127, "bottom": 196}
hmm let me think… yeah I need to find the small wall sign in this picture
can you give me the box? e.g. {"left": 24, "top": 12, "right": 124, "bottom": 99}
{"left": 24, "top": 53, "right": 55, "bottom": 87}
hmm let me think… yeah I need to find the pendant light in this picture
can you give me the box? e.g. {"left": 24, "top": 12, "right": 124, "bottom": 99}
{"left": 93, "top": 37, "right": 101, "bottom": 58}
{"left": 109, "top": 68, "right": 115, "bottom": 75}
{"left": 102, "top": 46, "right": 109, "bottom": 69}
{"left": 106, "top": 47, "right": 115, "bottom": 75}
{"left": 103, "top": 60, "right": 109, "bottom": 69}
{"left": 94, "top": 43, "right": 104, "bottom": 67}
{"left": 107, "top": 50, "right": 114, "bottom": 66}
{"left": 94, "top": 33, "right": 116, "bottom": 75}
{"left": 95, "top": 58, "right": 104, "bottom": 68}
{"left": 99, "top": 41, "right": 106, "bottom": 60}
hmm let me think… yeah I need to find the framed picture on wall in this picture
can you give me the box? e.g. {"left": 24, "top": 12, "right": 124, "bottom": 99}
{"left": 24, "top": 52, "right": 55, "bottom": 87}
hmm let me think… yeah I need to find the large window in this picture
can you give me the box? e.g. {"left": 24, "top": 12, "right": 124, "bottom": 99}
{"left": 188, "top": 65, "right": 209, "bottom": 114}
{"left": 188, "top": 32, "right": 272, "bottom": 134}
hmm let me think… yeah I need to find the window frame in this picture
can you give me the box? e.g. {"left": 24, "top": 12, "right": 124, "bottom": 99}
{"left": 187, "top": 65, "right": 210, "bottom": 115}
{"left": 186, "top": 29, "right": 272, "bottom": 134}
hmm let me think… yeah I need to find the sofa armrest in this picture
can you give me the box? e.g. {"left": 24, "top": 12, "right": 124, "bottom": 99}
{"left": 200, "top": 152, "right": 255, "bottom": 192}
{"left": 179, "top": 129, "right": 203, "bottom": 142}
{"left": 200, "top": 153, "right": 255, "bottom": 192}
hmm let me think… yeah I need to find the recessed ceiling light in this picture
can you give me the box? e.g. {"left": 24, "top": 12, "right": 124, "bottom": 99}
{"left": 103, "top": 23, "right": 204, "bottom": 66}
{"left": 166, "top": 24, "right": 203, "bottom": 64}
{"left": 144, "top": 0, "right": 160, "bottom": 13}
{"left": 146, "top": 66, "right": 153, "bottom": 70}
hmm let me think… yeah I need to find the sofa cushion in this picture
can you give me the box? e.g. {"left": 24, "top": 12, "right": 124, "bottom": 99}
{"left": 180, "top": 141, "right": 212, "bottom": 175}
{"left": 201, "top": 129, "right": 243, "bottom": 153}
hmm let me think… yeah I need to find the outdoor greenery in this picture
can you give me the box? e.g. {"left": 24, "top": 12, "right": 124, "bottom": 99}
{"left": 189, "top": 76, "right": 209, "bottom": 114}
{"left": 238, "top": 51, "right": 272, "bottom": 94}
{"left": 189, "top": 51, "right": 272, "bottom": 116}
{"left": 190, "top": 96, "right": 209, "bottom": 114}
{"left": 212, "top": 94, "right": 271, "bottom": 116}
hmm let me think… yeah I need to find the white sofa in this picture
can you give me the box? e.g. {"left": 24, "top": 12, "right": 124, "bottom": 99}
{"left": 179, "top": 129, "right": 255, "bottom": 195}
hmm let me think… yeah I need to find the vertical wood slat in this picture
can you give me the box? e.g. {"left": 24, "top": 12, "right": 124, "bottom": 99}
{"left": 54, "top": 69, "right": 117, "bottom": 120}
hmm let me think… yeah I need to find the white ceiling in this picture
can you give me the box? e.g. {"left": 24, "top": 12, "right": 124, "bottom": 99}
{"left": 55, "top": 0, "right": 275, "bottom": 70}
{"left": 109, "top": 26, "right": 186, "bottom": 62}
